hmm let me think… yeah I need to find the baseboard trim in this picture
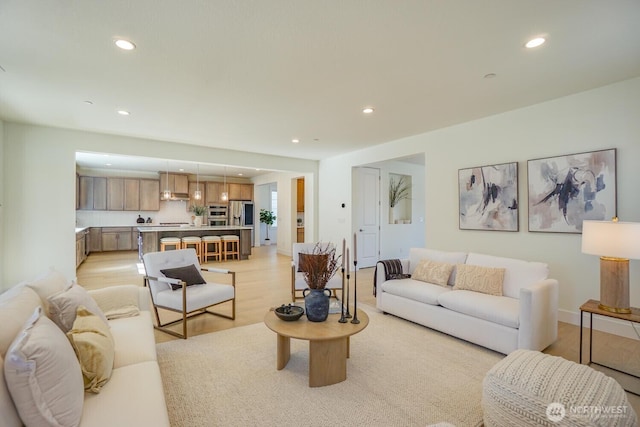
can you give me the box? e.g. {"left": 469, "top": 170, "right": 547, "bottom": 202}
{"left": 558, "top": 309, "right": 640, "bottom": 340}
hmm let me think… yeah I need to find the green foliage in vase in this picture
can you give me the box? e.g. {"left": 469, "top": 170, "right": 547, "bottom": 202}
{"left": 190, "top": 205, "right": 207, "bottom": 216}
{"left": 389, "top": 175, "right": 411, "bottom": 208}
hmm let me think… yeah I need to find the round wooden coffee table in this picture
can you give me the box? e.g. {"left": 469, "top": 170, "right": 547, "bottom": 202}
{"left": 264, "top": 309, "right": 369, "bottom": 387}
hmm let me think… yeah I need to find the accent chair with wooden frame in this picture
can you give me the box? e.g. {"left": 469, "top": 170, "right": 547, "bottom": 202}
{"left": 291, "top": 242, "right": 342, "bottom": 301}
{"left": 143, "top": 248, "right": 236, "bottom": 339}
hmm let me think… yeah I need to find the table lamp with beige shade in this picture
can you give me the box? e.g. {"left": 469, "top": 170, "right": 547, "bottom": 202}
{"left": 581, "top": 218, "right": 640, "bottom": 314}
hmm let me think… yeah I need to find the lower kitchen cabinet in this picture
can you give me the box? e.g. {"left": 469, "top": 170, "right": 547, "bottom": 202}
{"left": 100, "top": 227, "right": 135, "bottom": 251}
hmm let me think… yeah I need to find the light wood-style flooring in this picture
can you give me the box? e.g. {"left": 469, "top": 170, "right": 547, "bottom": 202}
{"left": 76, "top": 247, "right": 640, "bottom": 411}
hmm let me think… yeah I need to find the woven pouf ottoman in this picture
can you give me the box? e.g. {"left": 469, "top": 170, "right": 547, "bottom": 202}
{"left": 482, "top": 349, "right": 637, "bottom": 426}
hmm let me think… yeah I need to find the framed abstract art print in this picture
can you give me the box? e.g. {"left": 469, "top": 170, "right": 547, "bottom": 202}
{"left": 527, "top": 148, "right": 616, "bottom": 233}
{"left": 458, "top": 162, "right": 518, "bottom": 231}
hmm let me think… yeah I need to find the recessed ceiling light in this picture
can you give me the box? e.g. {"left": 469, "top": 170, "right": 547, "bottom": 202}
{"left": 255, "top": 168, "right": 261, "bottom": 171}
{"left": 84, "top": 100, "right": 94, "bottom": 105}
{"left": 117, "top": 110, "right": 130, "bottom": 116}
{"left": 525, "top": 37, "right": 546, "bottom": 49}
{"left": 292, "top": 139, "right": 300, "bottom": 144}
{"left": 179, "top": 168, "right": 184, "bottom": 172}
{"left": 362, "top": 107, "right": 375, "bottom": 114}
{"left": 115, "top": 39, "right": 136, "bottom": 50}
{"left": 237, "top": 173, "right": 243, "bottom": 176}
{"left": 105, "top": 163, "right": 112, "bottom": 166}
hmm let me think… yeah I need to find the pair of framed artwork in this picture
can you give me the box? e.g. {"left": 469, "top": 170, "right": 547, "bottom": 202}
{"left": 458, "top": 148, "right": 616, "bottom": 233}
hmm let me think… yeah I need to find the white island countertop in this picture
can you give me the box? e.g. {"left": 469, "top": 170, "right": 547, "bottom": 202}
{"left": 137, "top": 225, "right": 252, "bottom": 232}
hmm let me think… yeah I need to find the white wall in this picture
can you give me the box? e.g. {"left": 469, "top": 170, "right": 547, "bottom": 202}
{"left": 1, "top": 124, "right": 317, "bottom": 289}
{"left": 319, "top": 77, "right": 640, "bottom": 328}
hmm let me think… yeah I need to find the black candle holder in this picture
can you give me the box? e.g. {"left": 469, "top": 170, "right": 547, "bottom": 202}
{"left": 351, "top": 260, "right": 360, "bottom": 324}
{"left": 338, "top": 266, "right": 348, "bottom": 323}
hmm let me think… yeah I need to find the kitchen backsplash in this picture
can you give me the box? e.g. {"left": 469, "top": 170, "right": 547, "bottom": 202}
{"left": 76, "top": 200, "right": 195, "bottom": 227}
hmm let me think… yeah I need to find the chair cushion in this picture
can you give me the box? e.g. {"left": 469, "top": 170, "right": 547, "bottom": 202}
{"left": 67, "top": 306, "right": 115, "bottom": 393}
{"left": 453, "top": 264, "right": 505, "bottom": 296}
{"left": 161, "top": 264, "right": 206, "bottom": 290}
{"left": 411, "top": 259, "right": 454, "bottom": 287}
{"left": 47, "top": 284, "right": 109, "bottom": 333}
{"left": 155, "top": 283, "right": 234, "bottom": 313}
{"left": 109, "top": 311, "right": 157, "bottom": 368}
{"left": 4, "top": 307, "right": 84, "bottom": 427}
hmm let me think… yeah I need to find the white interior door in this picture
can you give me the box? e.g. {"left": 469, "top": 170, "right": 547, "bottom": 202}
{"left": 353, "top": 167, "right": 380, "bottom": 268}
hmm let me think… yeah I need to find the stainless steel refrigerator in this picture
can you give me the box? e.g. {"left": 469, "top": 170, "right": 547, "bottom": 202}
{"left": 229, "top": 201, "right": 255, "bottom": 246}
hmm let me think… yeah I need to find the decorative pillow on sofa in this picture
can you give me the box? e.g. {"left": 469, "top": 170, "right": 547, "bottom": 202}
{"left": 67, "top": 306, "right": 115, "bottom": 393}
{"left": 411, "top": 259, "right": 454, "bottom": 287}
{"left": 4, "top": 307, "right": 84, "bottom": 427}
{"left": 48, "top": 284, "right": 109, "bottom": 333}
{"left": 161, "top": 264, "right": 206, "bottom": 290}
{"left": 87, "top": 285, "right": 140, "bottom": 320}
{"left": 453, "top": 264, "right": 505, "bottom": 296}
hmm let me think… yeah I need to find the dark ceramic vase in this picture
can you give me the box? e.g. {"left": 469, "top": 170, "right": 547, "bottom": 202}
{"left": 303, "top": 288, "right": 331, "bottom": 322}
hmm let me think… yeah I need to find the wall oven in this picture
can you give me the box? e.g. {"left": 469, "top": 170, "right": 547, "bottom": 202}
{"left": 208, "top": 204, "right": 228, "bottom": 226}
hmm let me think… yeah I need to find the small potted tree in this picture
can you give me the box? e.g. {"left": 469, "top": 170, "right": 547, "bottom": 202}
{"left": 259, "top": 209, "right": 276, "bottom": 244}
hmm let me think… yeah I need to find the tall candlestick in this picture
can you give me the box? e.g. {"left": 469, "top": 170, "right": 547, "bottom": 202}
{"left": 342, "top": 238, "right": 346, "bottom": 269}
{"left": 346, "top": 248, "right": 349, "bottom": 276}
{"left": 345, "top": 247, "right": 351, "bottom": 318}
{"left": 353, "top": 233, "right": 357, "bottom": 263}
{"left": 351, "top": 243, "right": 360, "bottom": 324}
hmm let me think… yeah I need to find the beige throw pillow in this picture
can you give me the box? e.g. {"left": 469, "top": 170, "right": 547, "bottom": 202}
{"left": 67, "top": 306, "right": 115, "bottom": 393}
{"left": 411, "top": 259, "right": 454, "bottom": 287}
{"left": 453, "top": 264, "right": 505, "bottom": 296}
{"left": 4, "top": 307, "right": 84, "bottom": 427}
{"left": 48, "top": 284, "right": 109, "bottom": 333}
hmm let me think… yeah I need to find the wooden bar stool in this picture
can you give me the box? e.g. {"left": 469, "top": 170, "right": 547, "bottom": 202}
{"left": 221, "top": 235, "right": 239, "bottom": 260}
{"left": 181, "top": 236, "right": 203, "bottom": 262}
{"left": 160, "top": 237, "right": 181, "bottom": 251}
{"left": 202, "top": 235, "right": 222, "bottom": 262}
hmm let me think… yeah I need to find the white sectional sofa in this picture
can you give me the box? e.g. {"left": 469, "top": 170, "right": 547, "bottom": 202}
{"left": 0, "top": 269, "right": 170, "bottom": 427}
{"left": 376, "top": 248, "right": 559, "bottom": 354}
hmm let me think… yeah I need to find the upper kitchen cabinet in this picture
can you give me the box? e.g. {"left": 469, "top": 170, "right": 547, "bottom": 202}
{"left": 78, "top": 176, "right": 107, "bottom": 210}
{"left": 205, "top": 182, "right": 227, "bottom": 205}
{"left": 228, "top": 183, "right": 253, "bottom": 201}
{"left": 123, "top": 178, "right": 140, "bottom": 211}
{"left": 188, "top": 181, "right": 206, "bottom": 211}
{"left": 107, "top": 178, "right": 125, "bottom": 210}
{"left": 297, "top": 179, "right": 304, "bottom": 212}
{"left": 160, "top": 173, "right": 189, "bottom": 200}
{"left": 139, "top": 179, "right": 160, "bottom": 211}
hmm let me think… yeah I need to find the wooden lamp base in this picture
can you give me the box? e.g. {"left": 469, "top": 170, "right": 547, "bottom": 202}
{"left": 599, "top": 256, "right": 631, "bottom": 314}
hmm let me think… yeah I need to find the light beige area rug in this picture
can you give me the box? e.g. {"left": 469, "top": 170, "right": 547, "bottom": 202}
{"left": 156, "top": 305, "right": 502, "bottom": 427}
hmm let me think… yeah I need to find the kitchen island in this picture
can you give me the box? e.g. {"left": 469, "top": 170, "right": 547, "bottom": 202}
{"left": 137, "top": 225, "right": 253, "bottom": 260}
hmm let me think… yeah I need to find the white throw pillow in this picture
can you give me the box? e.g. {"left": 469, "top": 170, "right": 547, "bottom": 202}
{"left": 48, "top": 284, "right": 109, "bottom": 332}
{"left": 4, "top": 307, "right": 84, "bottom": 427}
{"left": 453, "top": 263, "right": 505, "bottom": 296}
{"left": 25, "top": 268, "right": 70, "bottom": 314}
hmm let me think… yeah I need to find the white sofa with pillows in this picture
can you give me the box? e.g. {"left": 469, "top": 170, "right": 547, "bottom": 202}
{"left": 375, "top": 248, "right": 559, "bottom": 354}
{"left": 0, "top": 269, "right": 170, "bottom": 427}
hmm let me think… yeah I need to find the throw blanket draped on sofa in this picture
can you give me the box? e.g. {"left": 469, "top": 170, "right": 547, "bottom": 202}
{"left": 373, "top": 259, "right": 404, "bottom": 296}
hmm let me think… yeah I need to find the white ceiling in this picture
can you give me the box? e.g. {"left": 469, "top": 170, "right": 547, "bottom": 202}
{"left": 2, "top": 1, "right": 640, "bottom": 166}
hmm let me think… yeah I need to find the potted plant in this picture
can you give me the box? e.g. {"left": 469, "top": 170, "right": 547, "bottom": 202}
{"left": 299, "top": 243, "right": 341, "bottom": 322}
{"left": 259, "top": 209, "right": 276, "bottom": 243}
{"left": 190, "top": 205, "right": 206, "bottom": 226}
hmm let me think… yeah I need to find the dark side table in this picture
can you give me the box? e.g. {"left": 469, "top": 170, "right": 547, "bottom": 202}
{"left": 579, "top": 299, "right": 640, "bottom": 395}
